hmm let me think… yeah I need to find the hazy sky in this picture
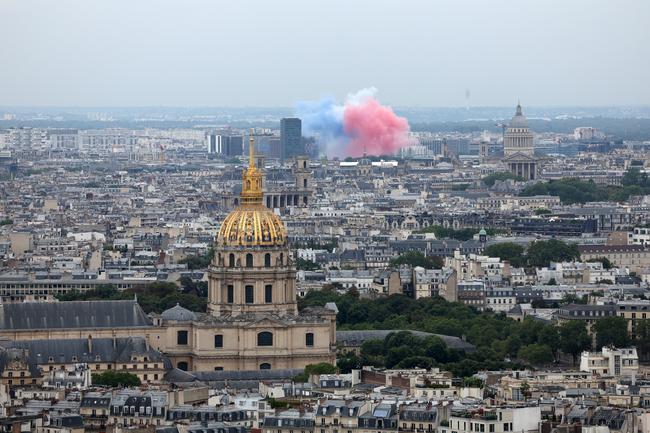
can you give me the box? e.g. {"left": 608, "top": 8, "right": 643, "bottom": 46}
{"left": 1, "top": 0, "right": 649, "bottom": 107}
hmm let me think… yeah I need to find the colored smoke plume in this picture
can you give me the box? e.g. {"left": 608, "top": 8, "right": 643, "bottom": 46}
{"left": 295, "top": 88, "right": 412, "bottom": 158}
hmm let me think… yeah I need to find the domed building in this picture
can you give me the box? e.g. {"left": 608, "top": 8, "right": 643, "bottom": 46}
{"left": 0, "top": 133, "right": 336, "bottom": 376}
{"left": 502, "top": 103, "right": 539, "bottom": 180}
{"left": 157, "top": 132, "right": 337, "bottom": 372}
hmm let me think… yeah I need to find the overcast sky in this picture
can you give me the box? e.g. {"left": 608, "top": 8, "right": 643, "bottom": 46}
{"left": 1, "top": 0, "right": 649, "bottom": 107}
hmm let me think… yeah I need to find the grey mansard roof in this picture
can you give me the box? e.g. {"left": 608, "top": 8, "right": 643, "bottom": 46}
{"left": 0, "top": 300, "right": 152, "bottom": 330}
{"left": 336, "top": 330, "right": 476, "bottom": 352}
{"left": 0, "top": 337, "right": 168, "bottom": 365}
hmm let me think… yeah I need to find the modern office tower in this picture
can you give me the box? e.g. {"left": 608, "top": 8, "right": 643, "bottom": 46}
{"left": 280, "top": 118, "right": 302, "bottom": 161}
{"left": 206, "top": 133, "right": 243, "bottom": 157}
{"left": 206, "top": 132, "right": 221, "bottom": 154}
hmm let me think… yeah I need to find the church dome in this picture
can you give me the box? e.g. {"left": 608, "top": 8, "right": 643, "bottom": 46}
{"left": 216, "top": 129, "right": 287, "bottom": 248}
{"left": 161, "top": 303, "right": 197, "bottom": 322}
{"left": 217, "top": 205, "right": 286, "bottom": 247}
{"left": 509, "top": 103, "right": 529, "bottom": 128}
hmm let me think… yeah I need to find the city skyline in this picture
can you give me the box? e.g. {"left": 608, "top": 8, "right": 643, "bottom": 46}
{"left": 1, "top": 0, "right": 649, "bottom": 107}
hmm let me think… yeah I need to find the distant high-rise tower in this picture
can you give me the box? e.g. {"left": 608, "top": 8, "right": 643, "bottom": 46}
{"left": 280, "top": 118, "right": 302, "bottom": 161}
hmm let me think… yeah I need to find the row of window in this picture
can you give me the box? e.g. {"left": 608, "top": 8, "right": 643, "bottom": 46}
{"left": 177, "top": 331, "right": 315, "bottom": 348}
{"left": 179, "top": 362, "right": 272, "bottom": 371}
{"left": 226, "top": 284, "right": 274, "bottom": 304}
{"left": 225, "top": 253, "right": 283, "bottom": 268}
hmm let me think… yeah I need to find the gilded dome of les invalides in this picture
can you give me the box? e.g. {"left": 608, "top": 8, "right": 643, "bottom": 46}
{"left": 216, "top": 131, "right": 287, "bottom": 248}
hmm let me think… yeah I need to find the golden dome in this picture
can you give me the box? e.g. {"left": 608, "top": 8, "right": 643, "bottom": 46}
{"left": 217, "top": 205, "right": 286, "bottom": 247}
{"left": 216, "top": 129, "right": 287, "bottom": 248}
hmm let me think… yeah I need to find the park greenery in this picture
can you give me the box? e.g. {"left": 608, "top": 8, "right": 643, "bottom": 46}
{"left": 520, "top": 167, "right": 650, "bottom": 204}
{"left": 301, "top": 290, "right": 650, "bottom": 377}
{"left": 482, "top": 172, "right": 524, "bottom": 187}
{"left": 56, "top": 282, "right": 207, "bottom": 314}
{"left": 389, "top": 251, "right": 443, "bottom": 269}
{"left": 92, "top": 371, "right": 141, "bottom": 387}
{"left": 0, "top": 219, "right": 13, "bottom": 226}
{"left": 483, "top": 239, "right": 580, "bottom": 268}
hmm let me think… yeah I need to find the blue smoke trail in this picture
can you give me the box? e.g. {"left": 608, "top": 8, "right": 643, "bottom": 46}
{"left": 295, "top": 97, "right": 348, "bottom": 158}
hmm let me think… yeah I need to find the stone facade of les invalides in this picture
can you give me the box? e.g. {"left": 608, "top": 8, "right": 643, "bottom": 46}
{"left": 0, "top": 133, "right": 337, "bottom": 375}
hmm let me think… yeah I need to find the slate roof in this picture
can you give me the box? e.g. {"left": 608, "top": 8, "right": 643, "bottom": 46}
{"left": 164, "top": 368, "right": 304, "bottom": 389}
{"left": 336, "top": 330, "right": 476, "bottom": 352}
{"left": 0, "top": 300, "right": 152, "bottom": 330}
{"left": 0, "top": 337, "right": 169, "bottom": 371}
{"left": 161, "top": 304, "right": 197, "bottom": 322}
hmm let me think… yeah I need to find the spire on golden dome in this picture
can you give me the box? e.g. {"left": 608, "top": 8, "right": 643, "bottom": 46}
{"left": 241, "top": 128, "right": 263, "bottom": 205}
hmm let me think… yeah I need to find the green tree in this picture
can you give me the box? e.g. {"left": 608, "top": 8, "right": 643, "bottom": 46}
{"left": 559, "top": 321, "right": 591, "bottom": 364}
{"left": 593, "top": 316, "right": 629, "bottom": 348}
{"left": 634, "top": 320, "right": 650, "bottom": 361}
{"left": 92, "top": 371, "right": 141, "bottom": 387}
{"left": 526, "top": 239, "right": 580, "bottom": 267}
{"left": 517, "top": 344, "right": 554, "bottom": 365}
{"left": 482, "top": 172, "right": 524, "bottom": 187}
{"left": 483, "top": 243, "right": 525, "bottom": 268}
{"left": 538, "top": 325, "right": 560, "bottom": 361}
{"left": 296, "top": 257, "right": 321, "bottom": 271}
{"left": 389, "top": 252, "right": 443, "bottom": 269}
{"left": 622, "top": 167, "right": 649, "bottom": 187}
{"left": 293, "top": 362, "right": 337, "bottom": 382}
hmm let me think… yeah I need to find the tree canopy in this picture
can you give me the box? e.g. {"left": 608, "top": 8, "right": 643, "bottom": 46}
{"left": 593, "top": 316, "right": 630, "bottom": 348}
{"left": 558, "top": 321, "right": 591, "bottom": 364}
{"left": 389, "top": 251, "right": 443, "bottom": 269}
{"left": 527, "top": 239, "right": 580, "bottom": 267}
{"left": 483, "top": 243, "right": 525, "bottom": 267}
{"left": 92, "top": 371, "right": 141, "bottom": 387}
{"left": 520, "top": 168, "right": 650, "bottom": 204}
{"left": 483, "top": 240, "right": 579, "bottom": 268}
{"left": 482, "top": 172, "right": 524, "bottom": 187}
{"left": 56, "top": 282, "right": 206, "bottom": 314}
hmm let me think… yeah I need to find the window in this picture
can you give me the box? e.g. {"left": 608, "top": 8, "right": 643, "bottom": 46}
{"left": 215, "top": 366, "right": 224, "bottom": 371}
{"left": 260, "top": 363, "right": 271, "bottom": 370}
{"left": 265, "top": 253, "right": 271, "bottom": 267}
{"left": 177, "top": 361, "right": 188, "bottom": 371}
{"left": 306, "top": 332, "right": 314, "bottom": 347}
{"left": 177, "top": 330, "right": 188, "bottom": 345}
{"left": 279, "top": 253, "right": 284, "bottom": 265}
{"left": 229, "top": 253, "right": 235, "bottom": 268}
{"left": 265, "top": 285, "right": 273, "bottom": 303}
{"left": 246, "top": 253, "right": 253, "bottom": 267}
{"left": 245, "top": 285, "right": 254, "bottom": 304}
{"left": 214, "top": 334, "right": 223, "bottom": 348}
{"left": 227, "top": 285, "right": 234, "bottom": 303}
{"left": 258, "top": 331, "right": 273, "bottom": 346}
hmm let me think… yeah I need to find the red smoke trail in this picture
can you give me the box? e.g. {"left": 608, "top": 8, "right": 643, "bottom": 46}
{"left": 342, "top": 97, "right": 411, "bottom": 157}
